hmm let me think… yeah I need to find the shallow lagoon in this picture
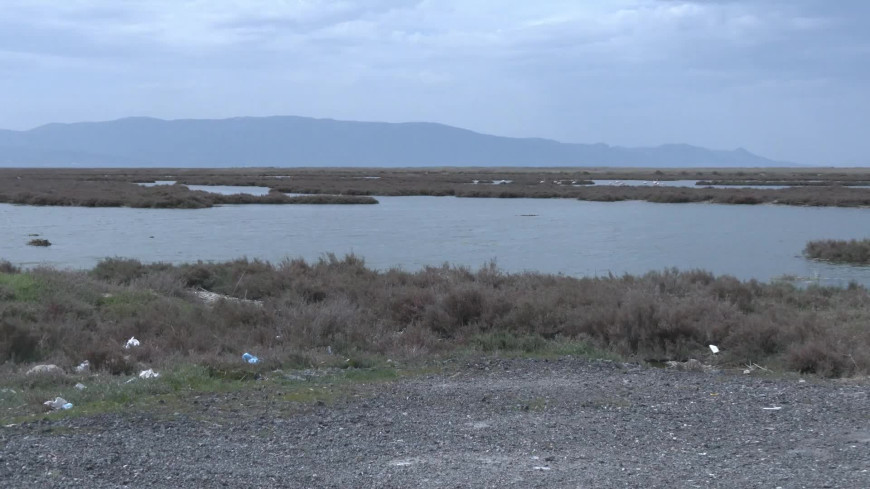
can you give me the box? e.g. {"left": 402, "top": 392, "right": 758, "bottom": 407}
{"left": 3, "top": 196, "right": 869, "bottom": 286}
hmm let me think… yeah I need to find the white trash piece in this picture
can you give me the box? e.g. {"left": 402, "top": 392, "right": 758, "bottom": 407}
{"left": 242, "top": 353, "right": 259, "bottom": 364}
{"left": 74, "top": 383, "right": 86, "bottom": 390}
{"left": 124, "top": 337, "right": 141, "bottom": 349}
{"left": 708, "top": 345, "right": 720, "bottom": 354}
{"left": 762, "top": 406, "right": 782, "bottom": 411}
{"left": 138, "top": 369, "right": 160, "bottom": 379}
{"left": 44, "top": 397, "right": 73, "bottom": 410}
{"left": 74, "top": 360, "right": 90, "bottom": 373}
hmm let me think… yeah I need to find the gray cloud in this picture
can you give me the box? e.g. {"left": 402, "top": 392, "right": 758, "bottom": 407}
{"left": 0, "top": 0, "right": 867, "bottom": 164}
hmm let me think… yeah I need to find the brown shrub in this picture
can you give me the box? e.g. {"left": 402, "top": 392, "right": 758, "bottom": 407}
{"left": 786, "top": 341, "right": 853, "bottom": 377}
{"left": 1, "top": 256, "right": 869, "bottom": 377}
{"left": 0, "top": 320, "right": 41, "bottom": 362}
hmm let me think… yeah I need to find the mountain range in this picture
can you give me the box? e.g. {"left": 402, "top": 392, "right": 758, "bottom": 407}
{"left": 0, "top": 116, "right": 788, "bottom": 167}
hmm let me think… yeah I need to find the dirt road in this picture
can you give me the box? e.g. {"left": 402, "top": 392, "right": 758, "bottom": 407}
{"left": 2, "top": 358, "right": 868, "bottom": 488}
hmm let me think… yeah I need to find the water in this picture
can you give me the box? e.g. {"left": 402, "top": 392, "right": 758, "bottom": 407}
{"left": 136, "top": 182, "right": 272, "bottom": 196}
{"left": 590, "top": 180, "right": 789, "bottom": 189}
{"left": 136, "top": 180, "right": 177, "bottom": 186}
{"left": 184, "top": 185, "right": 272, "bottom": 196}
{"left": 3, "top": 197, "right": 870, "bottom": 286}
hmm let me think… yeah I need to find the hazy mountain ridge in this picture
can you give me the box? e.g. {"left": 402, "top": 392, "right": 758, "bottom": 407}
{"left": 0, "top": 116, "right": 788, "bottom": 167}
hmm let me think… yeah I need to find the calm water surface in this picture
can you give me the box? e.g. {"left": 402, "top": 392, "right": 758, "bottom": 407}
{"left": 590, "top": 180, "right": 789, "bottom": 189}
{"left": 185, "top": 185, "right": 272, "bottom": 196}
{"left": 136, "top": 182, "right": 272, "bottom": 196}
{"left": 3, "top": 197, "right": 869, "bottom": 286}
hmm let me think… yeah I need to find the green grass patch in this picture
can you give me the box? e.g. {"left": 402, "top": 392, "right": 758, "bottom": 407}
{"left": 0, "top": 363, "right": 413, "bottom": 424}
{"left": 0, "top": 273, "right": 45, "bottom": 302}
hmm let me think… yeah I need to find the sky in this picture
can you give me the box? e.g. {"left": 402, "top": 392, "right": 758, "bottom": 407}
{"left": 1, "top": 1, "right": 868, "bottom": 165}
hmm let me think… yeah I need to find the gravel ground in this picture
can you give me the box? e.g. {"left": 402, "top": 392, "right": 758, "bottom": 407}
{"left": 1, "top": 357, "right": 868, "bottom": 488}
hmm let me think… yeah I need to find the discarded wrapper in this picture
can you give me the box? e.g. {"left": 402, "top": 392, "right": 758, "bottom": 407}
{"left": 709, "top": 345, "right": 720, "bottom": 354}
{"left": 44, "top": 397, "right": 73, "bottom": 410}
{"left": 242, "top": 352, "right": 259, "bottom": 364}
{"left": 138, "top": 368, "right": 160, "bottom": 379}
{"left": 124, "top": 337, "right": 141, "bottom": 349}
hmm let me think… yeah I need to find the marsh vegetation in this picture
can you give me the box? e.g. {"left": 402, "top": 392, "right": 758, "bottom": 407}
{"left": 0, "top": 174, "right": 376, "bottom": 208}
{"left": 805, "top": 238, "right": 870, "bottom": 265}
{"left": 2, "top": 167, "right": 870, "bottom": 208}
{"left": 1, "top": 255, "right": 867, "bottom": 383}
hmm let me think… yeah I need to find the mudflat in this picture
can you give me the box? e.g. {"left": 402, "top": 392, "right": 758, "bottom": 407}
{"left": 2, "top": 357, "right": 867, "bottom": 488}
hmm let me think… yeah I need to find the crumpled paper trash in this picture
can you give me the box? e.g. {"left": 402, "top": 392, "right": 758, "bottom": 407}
{"left": 74, "top": 360, "right": 90, "bottom": 373}
{"left": 138, "top": 369, "right": 160, "bottom": 379}
{"left": 124, "top": 337, "right": 141, "bottom": 349}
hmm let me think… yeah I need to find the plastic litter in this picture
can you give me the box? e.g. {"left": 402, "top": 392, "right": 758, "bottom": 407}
{"left": 242, "top": 352, "right": 259, "bottom": 364}
{"left": 709, "top": 345, "right": 720, "bottom": 354}
{"left": 44, "top": 397, "right": 73, "bottom": 410}
{"left": 74, "top": 360, "right": 90, "bottom": 373}
{"left": 762, "top": 406, "right": 782, "bottom": 411}
{"left": 138, "top": 369, "right": 160, "bottom": 379}
{"left": 124, "top": 337, "right": 140, "bottom": 349}
{"left": 74, "top": 383, "right": 86, "bottom": 390}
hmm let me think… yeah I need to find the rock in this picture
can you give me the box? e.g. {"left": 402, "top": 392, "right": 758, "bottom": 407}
{"left": 26, "top": 364, "right": 64, "bottom": 376}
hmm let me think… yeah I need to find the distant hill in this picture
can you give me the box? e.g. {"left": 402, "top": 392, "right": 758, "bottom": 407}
{"left": 0, "top": 116, "right": 789, "bottom": 167}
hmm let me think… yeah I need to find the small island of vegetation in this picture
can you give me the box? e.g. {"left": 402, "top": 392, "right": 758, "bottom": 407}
{"left": 26, "top": 238, "right": 51, "bottom": 247}
{"left": 805, "top": 238, "right": 870, "bottom": 265}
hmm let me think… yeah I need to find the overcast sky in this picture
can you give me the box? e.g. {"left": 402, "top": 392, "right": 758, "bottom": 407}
{"left": 1, "top": 1, "right": 868, "bottom": 165}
